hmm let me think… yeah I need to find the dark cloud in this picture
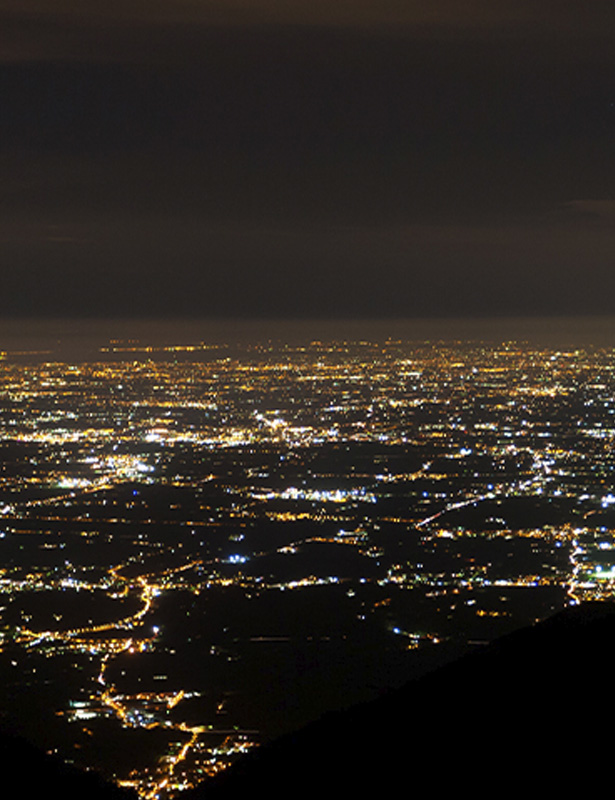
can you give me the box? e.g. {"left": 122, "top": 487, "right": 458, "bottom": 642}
{"left": 0, "top": 1, "right": 613, "bottom": 64}
{"left": 1, "top": 0, "right": 613, "bottom": 32}
{"left": 559, "top": 200, "right": 615, "bottom": 223}
{"left": 1, "top": 211, "right": 613, "bottom": 318}
{"left": 0, "top": 1, "right": 613, "bottom": 318}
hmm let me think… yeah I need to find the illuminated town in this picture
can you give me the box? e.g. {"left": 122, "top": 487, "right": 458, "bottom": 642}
{"left": 1, "top": 335, "right": 615, "bottom": 797}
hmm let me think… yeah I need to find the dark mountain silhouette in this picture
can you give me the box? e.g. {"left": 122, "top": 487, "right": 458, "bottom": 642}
{"left": 0, "top": 730, "right": 135, "bottom": 800}
{"left": 185, "top": 601, "right": 615, "bottom": 797}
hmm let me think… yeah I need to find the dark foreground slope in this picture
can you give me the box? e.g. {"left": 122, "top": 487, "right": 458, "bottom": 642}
{"left": 188, "top": 602, "right": 615, "bottom": 798}
{"left": 0, "top": 731, "right": 135, "bottom": 800}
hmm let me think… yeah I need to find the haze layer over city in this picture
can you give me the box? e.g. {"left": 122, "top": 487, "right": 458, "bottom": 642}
{"left": 2, "top": 318, "right": 615, "bottom": 798}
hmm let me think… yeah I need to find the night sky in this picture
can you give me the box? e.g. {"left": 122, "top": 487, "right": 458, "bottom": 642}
{"left": 1, "top": 1, "right": 613, "bottom": 319}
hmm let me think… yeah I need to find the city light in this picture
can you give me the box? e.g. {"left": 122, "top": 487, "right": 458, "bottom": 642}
{"left": 1, "top": 338, "right": 614, "bottom": 796}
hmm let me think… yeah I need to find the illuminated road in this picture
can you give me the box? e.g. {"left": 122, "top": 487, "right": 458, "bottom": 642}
{"left": 15, "top": 560, "right": 226, "bottom": 798}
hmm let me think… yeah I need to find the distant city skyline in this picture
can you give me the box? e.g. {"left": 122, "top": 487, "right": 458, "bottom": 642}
{"left": 5, "top": 316, "right": 615, "bottom": 356}
{"left": 0, "top": 2, "right": 613, "bottom": 318}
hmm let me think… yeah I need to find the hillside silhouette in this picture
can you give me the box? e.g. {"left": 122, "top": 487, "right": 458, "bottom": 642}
{"left": 185, "top": 601, "right": 615, "bottom": 797}
{"left": 0, "top": 729, "right": 135, "bottom": 799}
